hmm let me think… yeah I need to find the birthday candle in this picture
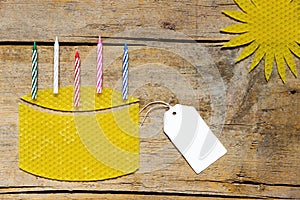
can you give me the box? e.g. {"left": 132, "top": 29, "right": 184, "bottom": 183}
{"left": 122, "top": 43, "right": 128, "bottom": 100}
{"left": 53, "top": 37, "right": 59, "bottom": 94}
{"left": 31, "top": 42, "right": 38, "bottom": 100}
{"left": 96, "top": 36, "right": 103, "bottom": 93}
{"left": 74, "top": 50, "right": 80, "bottom": 107}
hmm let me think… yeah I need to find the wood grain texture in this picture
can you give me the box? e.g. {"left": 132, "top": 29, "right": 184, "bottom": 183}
{"left": 0, "top": 45, "right": 299, "bottom": 199}
{"left": 0, "top": 0, "right": 299, "bottom": 199}
{"left": 0, "top": 193, "right": 259, "bottom": 200}
{"left": 0, "top": 0, "right": 236, "bottom": 42}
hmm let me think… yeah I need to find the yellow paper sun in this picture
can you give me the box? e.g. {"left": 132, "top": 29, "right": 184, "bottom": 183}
{"left": 221, "top": 0, "right": 300, "bottom": 82}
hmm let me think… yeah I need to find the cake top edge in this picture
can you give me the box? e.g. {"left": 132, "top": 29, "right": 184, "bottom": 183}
{"left": 20, "top": 86, "right": 139, "bottom": 112}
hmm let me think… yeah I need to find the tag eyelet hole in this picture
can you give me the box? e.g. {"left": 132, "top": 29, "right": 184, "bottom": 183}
{"left": 172, "top": 112, "right": 176, "bottom": 115}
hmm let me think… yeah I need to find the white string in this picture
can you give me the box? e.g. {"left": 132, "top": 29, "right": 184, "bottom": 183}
{"left": 139, "top": 101, "right": 171, "bottom": 128}
{"left": 139, "top": 101, "right": 170, "bottom": 114}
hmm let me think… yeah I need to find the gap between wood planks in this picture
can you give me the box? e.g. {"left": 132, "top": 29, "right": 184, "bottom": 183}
{"left": 0, "top": 37, "right": 227, "bottom": 47}
{"left": 0, "top": 188, "right": 275, "bottom": 199}
{"left": 0, "top": 180, "right": 299, "bottom": 199}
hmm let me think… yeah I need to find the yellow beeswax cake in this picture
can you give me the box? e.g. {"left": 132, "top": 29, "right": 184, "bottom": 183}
{"left": 18, "top": 86, "right": 139, "bottom": 181}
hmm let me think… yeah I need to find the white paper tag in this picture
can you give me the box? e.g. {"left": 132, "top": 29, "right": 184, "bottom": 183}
{"left": 163, "top": 104, "right": 227, "bottom": 174}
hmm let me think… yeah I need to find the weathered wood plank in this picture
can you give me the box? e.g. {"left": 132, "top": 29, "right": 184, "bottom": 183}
{"left": 0, "top": 45, "right": 299, "bottom": 199}
{"left": 0, "top": 0, "right": 238, "bottom": 42}
{"left": 0, "top": 193, "right": 258, "bottom": 200}
{"left": 0, "top": 0, "right": 300, "bottom": 199}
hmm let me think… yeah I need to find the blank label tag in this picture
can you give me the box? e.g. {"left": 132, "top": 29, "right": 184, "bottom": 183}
{"left": 163, "top": 104, "right": 227, "bottom": 174}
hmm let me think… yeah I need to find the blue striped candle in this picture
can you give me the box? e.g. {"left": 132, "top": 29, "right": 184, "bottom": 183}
{"left": 122, "top": 43, "right": 128, "bottom": 100}
{"left": 31, "top": 42, "right": 38, "bottom": 100}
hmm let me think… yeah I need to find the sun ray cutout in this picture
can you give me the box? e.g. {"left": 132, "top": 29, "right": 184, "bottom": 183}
{"left": 221, "top": 0, "right": 300, "bottom": 83}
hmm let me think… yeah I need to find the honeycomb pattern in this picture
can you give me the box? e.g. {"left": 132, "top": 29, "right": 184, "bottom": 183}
{"left": 222, "top": 0, "right": 300, "bottom": 82}
{"left": 18, "top": 86, "right": 139, "bottom": 181}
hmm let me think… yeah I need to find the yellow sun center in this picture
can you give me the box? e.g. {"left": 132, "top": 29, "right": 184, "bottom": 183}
{"left": 221, "top": 0, "right": 300, "bottom": 83}
{"left": 252, "top": 1, "right": 298, "bottom": 46}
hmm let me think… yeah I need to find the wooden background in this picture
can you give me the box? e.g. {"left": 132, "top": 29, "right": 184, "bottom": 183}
{"left": 0, "top": 0, "right": 299, "bottom": 199}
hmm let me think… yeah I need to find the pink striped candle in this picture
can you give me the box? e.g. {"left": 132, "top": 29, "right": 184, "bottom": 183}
{"left": 74, "top": 50, "right": 80, "bottom": 107}
{"left": 96, "top": 36, "right": 103, "bottom": 93}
